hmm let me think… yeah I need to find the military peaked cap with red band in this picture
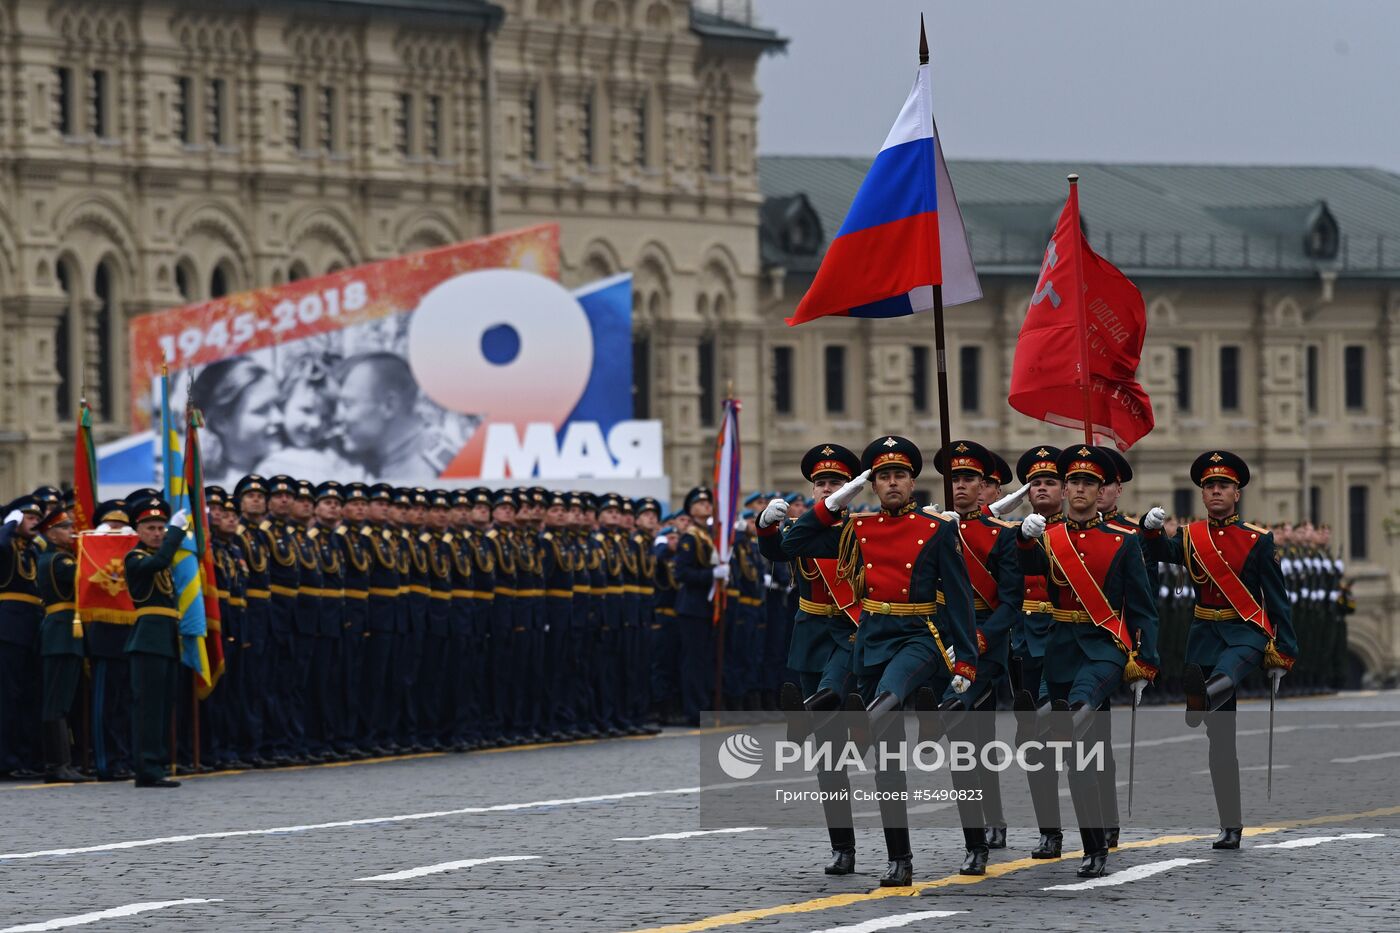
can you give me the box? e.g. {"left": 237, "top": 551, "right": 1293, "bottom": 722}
{"left": 1016, "top": 446, "right": 1063, "bottom": 484}
{"left": 1056, "top": 445, "right": 1113, "bottom": 484}
{"left": 933, "top": 439, "right": 993, "bottom": 478}
{"left": 1191, "top": 450, "right": 1250, "bottom": 488}
{"left": 986, "top": 452, "right": 1012, "bottom": 486}
{"left": 131, "top": 497, "right": 172, "bottom": 525}
{"left": 1100, "top": 446, "right": 1133, "bottom": 484}
{"left": 861, "top": 435, "right": 922, "bottom": 478}
{"left": 800, "top": 443, "right": 860, "bottom": 483}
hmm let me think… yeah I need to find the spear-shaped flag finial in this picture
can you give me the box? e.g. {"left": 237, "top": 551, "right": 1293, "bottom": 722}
{"left": 919, "top": 14, "right": 929, "bottom": 65}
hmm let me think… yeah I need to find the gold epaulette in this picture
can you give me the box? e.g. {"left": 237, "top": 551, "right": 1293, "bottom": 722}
{"left": 1244, "top": 521, "right": 1270, "bottom": 535}
{"left": 1106, "top": 522, "right": 1139, "bottom": 535}
{"left": 419, "top": 532, "right": 432, "bottom": 543}
{"left": 235, "top": 523, "right": 246, "bottom": 534}
{"left": 359, "top": 526, "right": 373, "bottom": 537}
{"left": 986, "top": 516, "right": 1018, "bottom": 529}
{"left": 308, "top": 528, "right": 319, "bottom": 540}
{"left": 542, "top": 532, "right": 552, "bottom": 540}
{"left": 486, "top": 529, "right": 498, "bottom": 539}
{"left": 336, "top": 526, "right": 347, "bottom": 537}
{"left": 259, "top": 519, "right": 272, "bottom": 532}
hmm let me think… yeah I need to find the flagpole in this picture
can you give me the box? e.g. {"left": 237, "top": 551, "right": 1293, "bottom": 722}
{"left": 1068, "top": 174, "right": 1095, "bottom": 445}
{"left": 921, "top": 18, "right": 955, "bottom": 507}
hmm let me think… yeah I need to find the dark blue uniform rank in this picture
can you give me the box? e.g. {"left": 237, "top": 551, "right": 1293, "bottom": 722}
{"left": 335, "top": 522, "right": 372, "bottom": 754}
{"left": 672, "top": 527, "right": 718, "bottom": 725}
{"left": 0, "top": 521, "right": 43, "bottom": 773}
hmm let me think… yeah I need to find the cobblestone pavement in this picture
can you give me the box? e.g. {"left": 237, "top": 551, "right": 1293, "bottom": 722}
{"left": 1, "top": 691, "right": 1397, "bottom": 932}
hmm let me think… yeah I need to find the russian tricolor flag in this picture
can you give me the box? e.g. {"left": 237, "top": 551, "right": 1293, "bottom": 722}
{"left": 787, "top": 63, "right": 980, "bottom": 326}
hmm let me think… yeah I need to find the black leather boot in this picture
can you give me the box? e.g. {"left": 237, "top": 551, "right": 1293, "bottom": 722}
{"left": 914, "top": 686, "right": 941, "bottom": 743}
{"left": 844, "top": 692, "right": 870, "bottom": 749}
{"left": 781, "top": 682, "right": 810, "bottom": 743}
{"left": 42, "top": 720, "right": 90, "bottom": 784}
{"left": 825, "top": 827, "right": 856, "bottom": 875}
{"left": 806, "top": 687, "right": 845, "bottom": 737}
{"left": 863, "top": 691, "right": 903, "bottom": 753}
{"left": 985, "top": 826, "right": 1007, "bottom": 849}
{"left": 1212, "top": 827, "right": 1243, "bottom": 850}
{"left": 1105, "top": 827, "right": 1120, "bottom": 848}
{"left": 960, "top": 827, "right": 989, "bottom": 875}
{"left": 1013, "top": 689, "right": 1037, "bottom": 745}
{"left": 880, "top": 827, "right": 913, "bottom": 887}
{"left": 1076, "top": 828, "right": 1108, "bottom": 877}
{"left": 1031, "top": 829, "right": 1063, "bottom": 859}
{"left": 1183, "top": 665, "right": 1235, "bottom": 728}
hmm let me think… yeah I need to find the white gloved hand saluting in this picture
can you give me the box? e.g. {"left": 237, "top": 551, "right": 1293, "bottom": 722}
{"left": 712, "top": 564, "right": 730, "bottom": 582}
{"left": 170, "top": 509, "right": 191, "bottom": 531}
{"left": 1142, "top": 506, "right": 1167, "bottom": 531}
{"left": 951, "top": 675, "right": 971, "bottom": 694}
{"left": 824, "top": 469, "right": 870, "bottom": 513}
{"left": 989, "top": 484, "right": 1031, "bottom": 518}
{"left": 3, "top": 510, "right": 22, "bottom": 526}
{"left": 758, "top": 497, "right": 788, "bottom": 529}
{"left": 1021, "top": 512, "right": 1048, "bottom": 540}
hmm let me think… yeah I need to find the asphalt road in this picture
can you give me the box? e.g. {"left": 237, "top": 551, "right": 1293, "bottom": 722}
{"left": 2, "top": 690, "right": 1397, "bottom": 932}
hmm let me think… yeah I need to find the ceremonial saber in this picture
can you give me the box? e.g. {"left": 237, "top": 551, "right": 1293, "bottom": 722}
{"left": 1267, "top": 668, "right": 1282, "bottom": 800}
{"left": 1127, "top": 687, "right": 1138, "bottom": 818}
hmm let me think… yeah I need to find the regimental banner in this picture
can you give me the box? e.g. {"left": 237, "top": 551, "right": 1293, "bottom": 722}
{"left": 75, "top": 531, "right": 139, "bottom": 625}
{"left": 122, "top": 225, "right": 665, "bottom": 490}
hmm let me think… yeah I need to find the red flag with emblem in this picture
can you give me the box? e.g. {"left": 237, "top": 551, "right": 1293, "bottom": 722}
{"left": 1009, "top": 177, "right": 1155, "bottom": 450}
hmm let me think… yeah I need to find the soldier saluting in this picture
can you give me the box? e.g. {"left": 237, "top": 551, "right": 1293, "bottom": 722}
{"left": 1140, "top": 450, "right": 1298, "bottom": 850}
{"left": 35, "top": 499, "right": 90, "bottom": 783}
{"left": 124, "top": 497, "right": 191, "bottom": 788}
{"left": 783, "top": 435, "right": 978, "bottom": 888}
{"left": 756, "top": 442, "right": 861, "bottom": 877}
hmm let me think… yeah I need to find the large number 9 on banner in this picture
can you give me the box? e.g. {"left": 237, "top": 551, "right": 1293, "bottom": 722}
{"left": 407, "top": 269, "right": 595, "bottom": 475}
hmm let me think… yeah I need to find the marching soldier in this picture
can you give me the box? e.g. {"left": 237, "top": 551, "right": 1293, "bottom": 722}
{"left": 35, "top": 500, "right": 90, "bottom": 783}
{"left": 124, "top": 496, "right": 190, "bottom": 787}
{"left": 932, "top": 440, "right": 1024, "bottom": 870}
{"left": 673, "top": 487, "right": 722, "bottom": 728}
{"left": 0, "top": 495, "right": 46, "bottom": 778}
{"left": 782, "top": 436, "right": 978, "bottom": 887}
{"left": 1009, "top": 446, "right": 1066, "bottom": 859}
{"left": 1015, "top": 445, "right": 1160, "bottom": 877}
{"left": 756, "top": 442, "right": 861, "bottom": 876}
{"left": 363, "top": 483, "right": 405, "bottom": 756}
{"left": 1140, "top": 450, "right": 1298, "bottom": 849}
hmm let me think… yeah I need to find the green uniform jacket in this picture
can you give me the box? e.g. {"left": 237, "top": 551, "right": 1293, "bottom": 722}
{"left": 37, "top": 548, "right": 83, "bottom": 657}
{"left": 123, "top": 527, "right": 187, "bottom": 658}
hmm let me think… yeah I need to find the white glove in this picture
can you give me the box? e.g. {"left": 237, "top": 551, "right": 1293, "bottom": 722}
{"left": 1142, "top": 506, "right": 1167, "bottom": 531}
{"left": 940, "top": 510, "right": 959, "bottom": 524}
{"left": 824, "top": 469, "right": 870, "bottom": 513}
{"left": 758, "top": 497, "right": 788, "bottom": 529}
{"left": 944, "top": 644, "right": 956, "bottom": 668}
{"left": 712, "top": 564, "right": 730, "bottom": 582}
{"left": 989, "top": 484, "right": 1030, "bottom": 518}
{"left": 3, "top": 510, "right": 21, "bottom": 525}
{"left": 1021, "top": 513, "right": 1047, "bottom": 540}
{"left": 763, "top": 573, "right": 773, "bottom": 589}
{"left": 1129, "top": 680, "right": 1147, "bottom": 704}
{"left": 1268, "top": 667, "right": 1286, "bottom": 687}
{"left": 951, "top": 675, "right": 971, "bottom": 694}
{"left": 170, "top": 509, "right": 191, "bottom": 530}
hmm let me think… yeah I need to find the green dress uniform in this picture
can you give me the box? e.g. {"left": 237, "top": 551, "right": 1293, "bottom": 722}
{"left": 37, "top": 543, "right": 88, "bottom": 781}
{"left": 124, "top": 512, "right": 187, "bottom": 786}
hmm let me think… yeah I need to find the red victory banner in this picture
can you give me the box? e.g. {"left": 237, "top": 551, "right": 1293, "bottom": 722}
{"left": 1009, "top": 175, "right": 1154, "bottom": 450}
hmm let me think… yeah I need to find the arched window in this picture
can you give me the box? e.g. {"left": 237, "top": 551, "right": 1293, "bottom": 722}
{"left": 288, "top": 260, "right": 310, "bottom": 282}
{"left": 209, "top": 263, "right": 229, "bottom": 299}
{"left": 175, "top": 259, "right": 196, "bottom": 302}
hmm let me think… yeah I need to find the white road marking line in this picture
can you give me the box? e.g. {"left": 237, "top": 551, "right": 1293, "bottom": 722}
{"left": 615, "top": 827, "right": 765, "bottom": 842}
{"left": 0, "top": 786, "right": 703, "bottom": 862}
{"left": 1330, "top": 750, "right": 1400, "bottom": 764}
{"left": 1354, "top": 720, "right": 1400, "bottom": 729}
{"left": 1193, "top": 764, "right": 1291, "bottom": 774}
{"left": 1041, "top": 857, "right": 1207, "bottom": 891}
{"left": 1254, "top": 833, "right": 1385, "bottom": 849}
{"left": 357, "top": 855, "right": 539, "bottom": 881}
{"left": 0, "top": 898, "right": 222, "bottom": 932}
{"left": 810, "top": 910, "right": 966, "bottom": 933}
{"left": 851, "top": 802, "right": 951, "bottom": 819}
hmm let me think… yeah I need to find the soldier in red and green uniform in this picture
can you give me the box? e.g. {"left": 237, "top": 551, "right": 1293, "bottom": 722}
{"left": 757, "top": 442, "right": 862, "bottom": 875}
{"left": 783, "top": 435, "right": 978, "bottom": 888}
{"left": 1015, "top": 446, "right": 1160, "bottom": 878}
{"left": 1140, "top": 449, "right": 1298, "bottom": 850}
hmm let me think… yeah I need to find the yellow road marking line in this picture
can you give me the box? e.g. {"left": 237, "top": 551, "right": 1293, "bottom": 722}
{"left": 619, "top": 805, "right": 1400, "bottom": 933}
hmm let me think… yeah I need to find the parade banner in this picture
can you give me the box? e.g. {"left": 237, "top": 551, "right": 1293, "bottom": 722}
{"left": 125, "top": 226, "right": 664, "bottom": 489}
{"left": 75, "top": 531, "right": 138, "bottom": 625}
